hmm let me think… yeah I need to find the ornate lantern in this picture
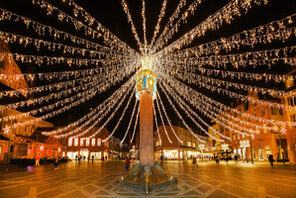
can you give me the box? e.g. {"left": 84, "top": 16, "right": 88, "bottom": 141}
{"left": 136, "top": 69, "right": 157, "bottom": 100}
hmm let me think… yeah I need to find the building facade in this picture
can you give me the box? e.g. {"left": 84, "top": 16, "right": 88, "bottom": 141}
{"left": 154, "top": 125, "right": 208, "bottom": 160}
{"left": 66, "top": 127, "right": 110, "bottom": 160}
{"left": 281, "top": 69, "right": 296, "bottom": 163}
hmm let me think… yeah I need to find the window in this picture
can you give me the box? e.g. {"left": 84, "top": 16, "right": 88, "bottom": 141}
{"left": 86, "top": 138, "right": 90, "bottom": 146}
{"left": 289, "top": 97, "right": 296, "bottom": 106}
{"left": 237, "top": 135, "right": 240, "bottom": 140}
{"left": 193, "top": 143, "right": 195, "bottom": 148}
{"left": 261, "top": 109, "right": 265, "bottom": 116}
{"left": 74, "top": 138, "right": 78, "bottom": 146}
{"left": 97, "top": 138, "right": 101, "bottom": 147}
{"left": 291, "top": 115, "right": 296, "bottom": 128}
{"left": 80, "top": 139, "right": 84, "bottom": 146}
{"left": 68, "top": 138, "right": 72, "bottom": 146}
{"left": 233, "top": 134, "right": 236, "bottom": 140}
{"left": 92, "top": 138, "right": 96, "bottom": 146}
{"left": 187, "top": 142, "right": 191, "bottom": 147}
{"left": 270, "top": 107, "right": 276, "bottom": 115}
{"left": 279, "top": 108, "right": 283, "bottom": 115}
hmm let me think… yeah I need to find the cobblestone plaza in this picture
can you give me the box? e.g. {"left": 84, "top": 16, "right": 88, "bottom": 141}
{"left": 1, "top": 161, "right": 296, "bottom": 198}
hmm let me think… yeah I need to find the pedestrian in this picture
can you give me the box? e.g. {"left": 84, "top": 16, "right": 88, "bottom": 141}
{"left": 125, "top": 156, "right": 130, "bottom": 171}
{"left": 268, "top": 154, "right": 274, "bottom": 167}
{"left": 160, "top": 154, "right": 164, "bottom": 162}
{"left": 35, "top": 155, "right": 40, "bottom": 167}
{"left": 234, "top": 154, "right": 238, "bottom": 164}
{"left": 75, "top": 155, "right": 78, "bottom": 162}
{"left": 192, "top": 156, "right": 197, "bottom": 171}
{"left": 282, "top": 152, "right": 286, "bottom": 166}
{"left": 215, "top": 156, "right": 220, "bottom": 164}
{"left": 83, "top": 156, "right": 86, "bottom": 161}
{"left": 92, "top": 155, "right": 94, "bottom": 164}
{"left": 54, "top": 158, "right": 60, "bottom": 170}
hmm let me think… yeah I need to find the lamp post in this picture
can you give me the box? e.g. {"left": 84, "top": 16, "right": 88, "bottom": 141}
{"left": 198, "top": 144, "right": 205, "bottom": 162}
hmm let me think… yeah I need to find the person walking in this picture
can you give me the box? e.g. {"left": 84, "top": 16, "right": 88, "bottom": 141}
{"left": 125, "top": 156, "right": 130, "bottom": 171}
{"left": 234, "top": 154, "right": 238, "bottom": 164}
{"left": 282, "top": 152, "right": 286, "bottom": 166}
{"left": 92, "top": 155, "right": 94, "bottom": 164}
{"left": 215, "top": 156, "right": 220, "bottom": 164}
{"left": 54, "top": 158, "right": 60, "bottom": 170}
{"left": 192, "top": 156, "right": 197, "bottom": 171}
{"left": 268, "top": 154, "right": 274, "bottom": 167}
{"left": 35, "top": 155, "right": 40, "bottom": 167}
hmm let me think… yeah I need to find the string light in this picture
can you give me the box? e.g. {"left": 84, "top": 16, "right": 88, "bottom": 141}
{"left": 121, "top": 100, "right": 139, "bottom": 144}
{"left": 150, "top": 0, "right": 167, "bottom": 46}
{"left": 58, "top": 80, "right": 135, "bottom": 138}
{"left": 157, "top": 0, "right": 269, "bottom": 53}
{"left": 103, "top": 85, "right": 136, "bottom": 142}
{"left": 141, "top": 0, "right": 147, "bottom": 48}
{"left": 162, "top": 75, "right": 296, "bottom": 127}
{"left": 152, "top": 0, "right": 187, "bottom": 50}
{"left": 156, "top": 91, "right": 183, "bottom": 144}
{"left": 153, "top": 100, "right": 162, "bottom": 146}
{"left": 130, "top": 106, "right": 140, "bottom": 143}
{"left": 44, "top": 77, "right": 135, "bottom": 136}
{"left": 159, "top": 81, "right": 231, "bottom": 141}
{"left": 154, "top": 93, "right": 172, "bottom": 143}
{"left": 153, "top": 0, "right": 206, "bottom": 52}
{"left": 121, "top": 0, "right": 143, "bottom": 50}
{"left": 157, "top": 80, "right": 206, "bottom": 143}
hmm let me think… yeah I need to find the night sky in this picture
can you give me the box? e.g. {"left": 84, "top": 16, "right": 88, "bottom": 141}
{"left": 0, "top": 0, "right": 296, "bottom": 142}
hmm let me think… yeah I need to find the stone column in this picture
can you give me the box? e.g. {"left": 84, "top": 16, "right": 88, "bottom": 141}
{"left": 139, "top": 91, "right": 154, "bottom": 166}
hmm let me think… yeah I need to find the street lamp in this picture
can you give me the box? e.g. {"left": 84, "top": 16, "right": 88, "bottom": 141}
{"left": 198, "top": 144, "right": 205, "bottom": 162}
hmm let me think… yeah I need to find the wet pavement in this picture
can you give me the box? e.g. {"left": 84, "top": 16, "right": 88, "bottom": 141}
{"left": 0, "top": 160, "right": 296, "bottom": 198}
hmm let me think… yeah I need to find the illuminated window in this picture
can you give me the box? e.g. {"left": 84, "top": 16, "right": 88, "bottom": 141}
{"left": 97, "top": 138, "right": 101, "bottom": 147}
{"left": 68, "top": 138, "right": 72, "bottom": 146}
{"left": 92, "top": 138, "right": 96, "bottom": 146}
{"left": 192, "top": 143, "right": 195, "bottom": 148}
{"left": 237, "top": 135, "right": 240, "bottom": 140}
{"left": 187, "top": 142, "right": 191, "bottom": 147}
{"left": 233, "top": 134, "right": 236, "bottom": 140}
{"left": 74, "top": 138, "right": 78, "bottom": 146}
{"left": 80, "top": 139, "right": 84, "bottom": 146}
{"left": 86, "top": 138, "right": 90, "bottom": 146}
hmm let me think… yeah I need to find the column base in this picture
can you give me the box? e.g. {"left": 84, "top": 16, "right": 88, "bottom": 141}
{"left": 118, "top": 162, "right": 177, "bottom": 193}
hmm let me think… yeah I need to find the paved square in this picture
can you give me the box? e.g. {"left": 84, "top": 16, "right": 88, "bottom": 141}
{"left": 0, "top": 161, "right": 296, "bottom": 198}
